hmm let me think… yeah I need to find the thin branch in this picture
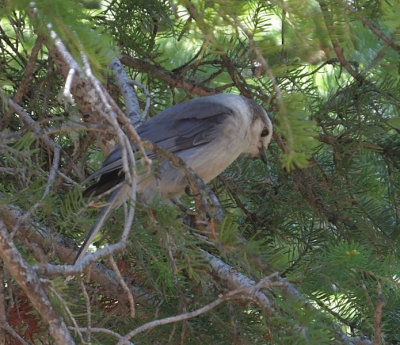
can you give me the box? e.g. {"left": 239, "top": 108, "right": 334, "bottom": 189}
{"left": 318, "top": 1, "right": 363, "bottom": 82}
{"left": 344, "top": 2, "right": 400, "bottom": 55}
{"left": 372, "top": 282, "right": 385, "bottom": 345}
{"left": 221, "top": 54, "right": 252, "bottom": 97}
{"left": 42, "top": 145, "right": 61, "bottom": 200}
{"left": 63, "top": 68, "right": 76, "bottom": 103}
{"left": 172, "top": 41, "right": 208, "bottom": 74}
{"left": 108, "top": 256, "right": 136, "bottom": 318}
{"left": 68, "top": 326, "right": 135, "bottom": 345}
{"left": 232, "top": 16, "right": 283, "bottom": 107}
{"left": 1, "top": 35, "right": 44, "bottom": 129}
{"left": 80, "top": 280, "right": 92, "bottom": 343}
{"left": 117, "top": 274, "right": 279, "bottom": 345}
{"left": 41, "top": 29, "right": 145, "bottom": 266}
{"left": 361, "top": 281, "right": 375, "bottom": 313}
{"left": 120, "top": 55, "right": 216, "bottom": 97}
{"left": 0, "top": 267, "right": 7, "bottom": 344}
{"left": 0, "top": 21, "right": 26, "bottom": 67}
{"left": 6, "top": 98, "right": 60, "bottom": 155}
{"left": 6, "top": 98, "right": 65, "bottom": 239}
{"left": 5, "top": 96, "right": 84, "bottom": 180}
{"left": 48, "top": 285, "right": 85, "bottom": 344}
{"left": 0, "top": 321, "right": 31, "bottom": 345}
{"left": 128, "top": 79, "right": 151, "bottom": 120}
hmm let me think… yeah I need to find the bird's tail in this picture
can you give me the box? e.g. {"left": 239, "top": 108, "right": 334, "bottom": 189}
{"left": 74, "top": 188, "right": 121, "bottom": 263}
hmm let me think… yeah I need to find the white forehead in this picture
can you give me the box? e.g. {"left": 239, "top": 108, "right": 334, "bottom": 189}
{"left": 209, "top": 93, "right": 273, "bottom": 136}
{"left": 260, "top": 107, "right": 272, "bottom": 128}
{"left": 209, "top": 93, "right": 251, "bottom": 115}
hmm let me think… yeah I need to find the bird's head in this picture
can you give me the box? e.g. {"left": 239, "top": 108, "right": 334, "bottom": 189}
{"left": 243, "top": 98, "right": 273, "bottom": 163}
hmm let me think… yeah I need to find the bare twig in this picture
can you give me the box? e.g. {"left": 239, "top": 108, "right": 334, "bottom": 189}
{"left": 63, "top": 68, "right": 76, "bottom": 103}
{"left": 80, "top": 280, "right": 92, "bottom": 343}
{"left": 128, "top": 79, "right": 151, "bottom": 119}
{"left": 361, "top": 281, "right": 375, "bottom": 313}
{"left": 79, "top": 49, "right": 136, "bottom": 184}
{"left": 4, "top": 95, "right": 87, "bottom": 186}
{"left": 41, "top": 28, "right": 143, "bottom": 264}
{"left": 6, "top": 98, "right": 61, "bottom": 155}
{"left": 108, "top": 256, "right": 136, "bottom": 318}
{"left": 42, "top": 145, "right": 61, "bottom": 199}
{"left": 68, "top": 326, "right": 135, "bottom": 345}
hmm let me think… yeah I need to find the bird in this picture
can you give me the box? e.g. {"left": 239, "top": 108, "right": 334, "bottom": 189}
{"left": 75, "top": 93, "right": 273, "bottom": 263}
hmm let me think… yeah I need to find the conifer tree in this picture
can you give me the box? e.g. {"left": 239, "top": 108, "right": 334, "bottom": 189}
{"left": 1, "top": 0, "right": 400, "bottom": 344}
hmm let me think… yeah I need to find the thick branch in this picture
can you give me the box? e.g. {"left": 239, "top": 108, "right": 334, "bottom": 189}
{"left": 109, "top": 57, "right": 143, "bottom": 126}
{"left": 0, "top": 219, "right": 74, "bottom": 345}
{"left": 0, "top": 205, "right": 159, "bottom": 307}
{"left": 201, "top": 250, "right": 272, "bottom": 309}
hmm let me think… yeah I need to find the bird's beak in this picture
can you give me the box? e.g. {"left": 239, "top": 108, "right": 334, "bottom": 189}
{"left": 259, "top": 147, "right": 268, "bottom": 164}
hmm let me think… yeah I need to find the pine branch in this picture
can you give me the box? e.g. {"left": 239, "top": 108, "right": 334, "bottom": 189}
{"left": 120, "top": 55, "right": 215, "bottom": 96}
{"left": 318, "top": 0, "right": 363, "bottom": 82}
{"left": 344, "top": 2, "right": 400, "bottom": 55}
{"left": 0, "top": 204, "right": 159, "bottom": 307}
{"left": 0, "top": 219, "right": 75, "bottom": 345}
{"left": 116, "top": 272, "right": 280, "bottom": 345}
{"left": 1, "top": 35, "right": 44, "bottom": 129}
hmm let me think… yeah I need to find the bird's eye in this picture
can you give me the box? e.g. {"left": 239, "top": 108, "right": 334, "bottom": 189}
{"left": 261, "top": 128, "right": 269, "bottom": 137}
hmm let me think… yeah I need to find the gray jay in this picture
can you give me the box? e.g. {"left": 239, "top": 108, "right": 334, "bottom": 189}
{"left": 75, "top": 93, "right": 273, "bottom": 262}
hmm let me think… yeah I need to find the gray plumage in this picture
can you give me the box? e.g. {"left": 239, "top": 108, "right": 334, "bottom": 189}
{"left": 76, "top": 93, "right": 273, "bottom": 262}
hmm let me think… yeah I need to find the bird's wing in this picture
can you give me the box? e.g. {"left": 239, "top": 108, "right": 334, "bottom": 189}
{"left": 139, "top": 99, "right": 233, "bottom": 153}
{"left": 84, "top": 98, "right": 234, "bottom": 183}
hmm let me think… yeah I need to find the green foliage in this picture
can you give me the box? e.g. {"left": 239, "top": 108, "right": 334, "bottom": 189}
{"left": 298, "top": 242, "right": 399, "bottom": 340}
{"left": 5, "top": 0, "right": 115, "bottom": 73}
{"left": 276, "top": 92, "right": 319, "bottom": 170}
{"left": 381, "top": 0, "right": 400, "bottom": 40}
{"left": 216, "top": 213, "right": 240, "bottom": 247}
{"left": 102, "top": 0, "right": 173, "bottom": 57}
{"left": 271, "top": 297, "right": 335, "bottom": 345}
{"left": 2, "top": 0, "right": 400, "bottom": 344}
